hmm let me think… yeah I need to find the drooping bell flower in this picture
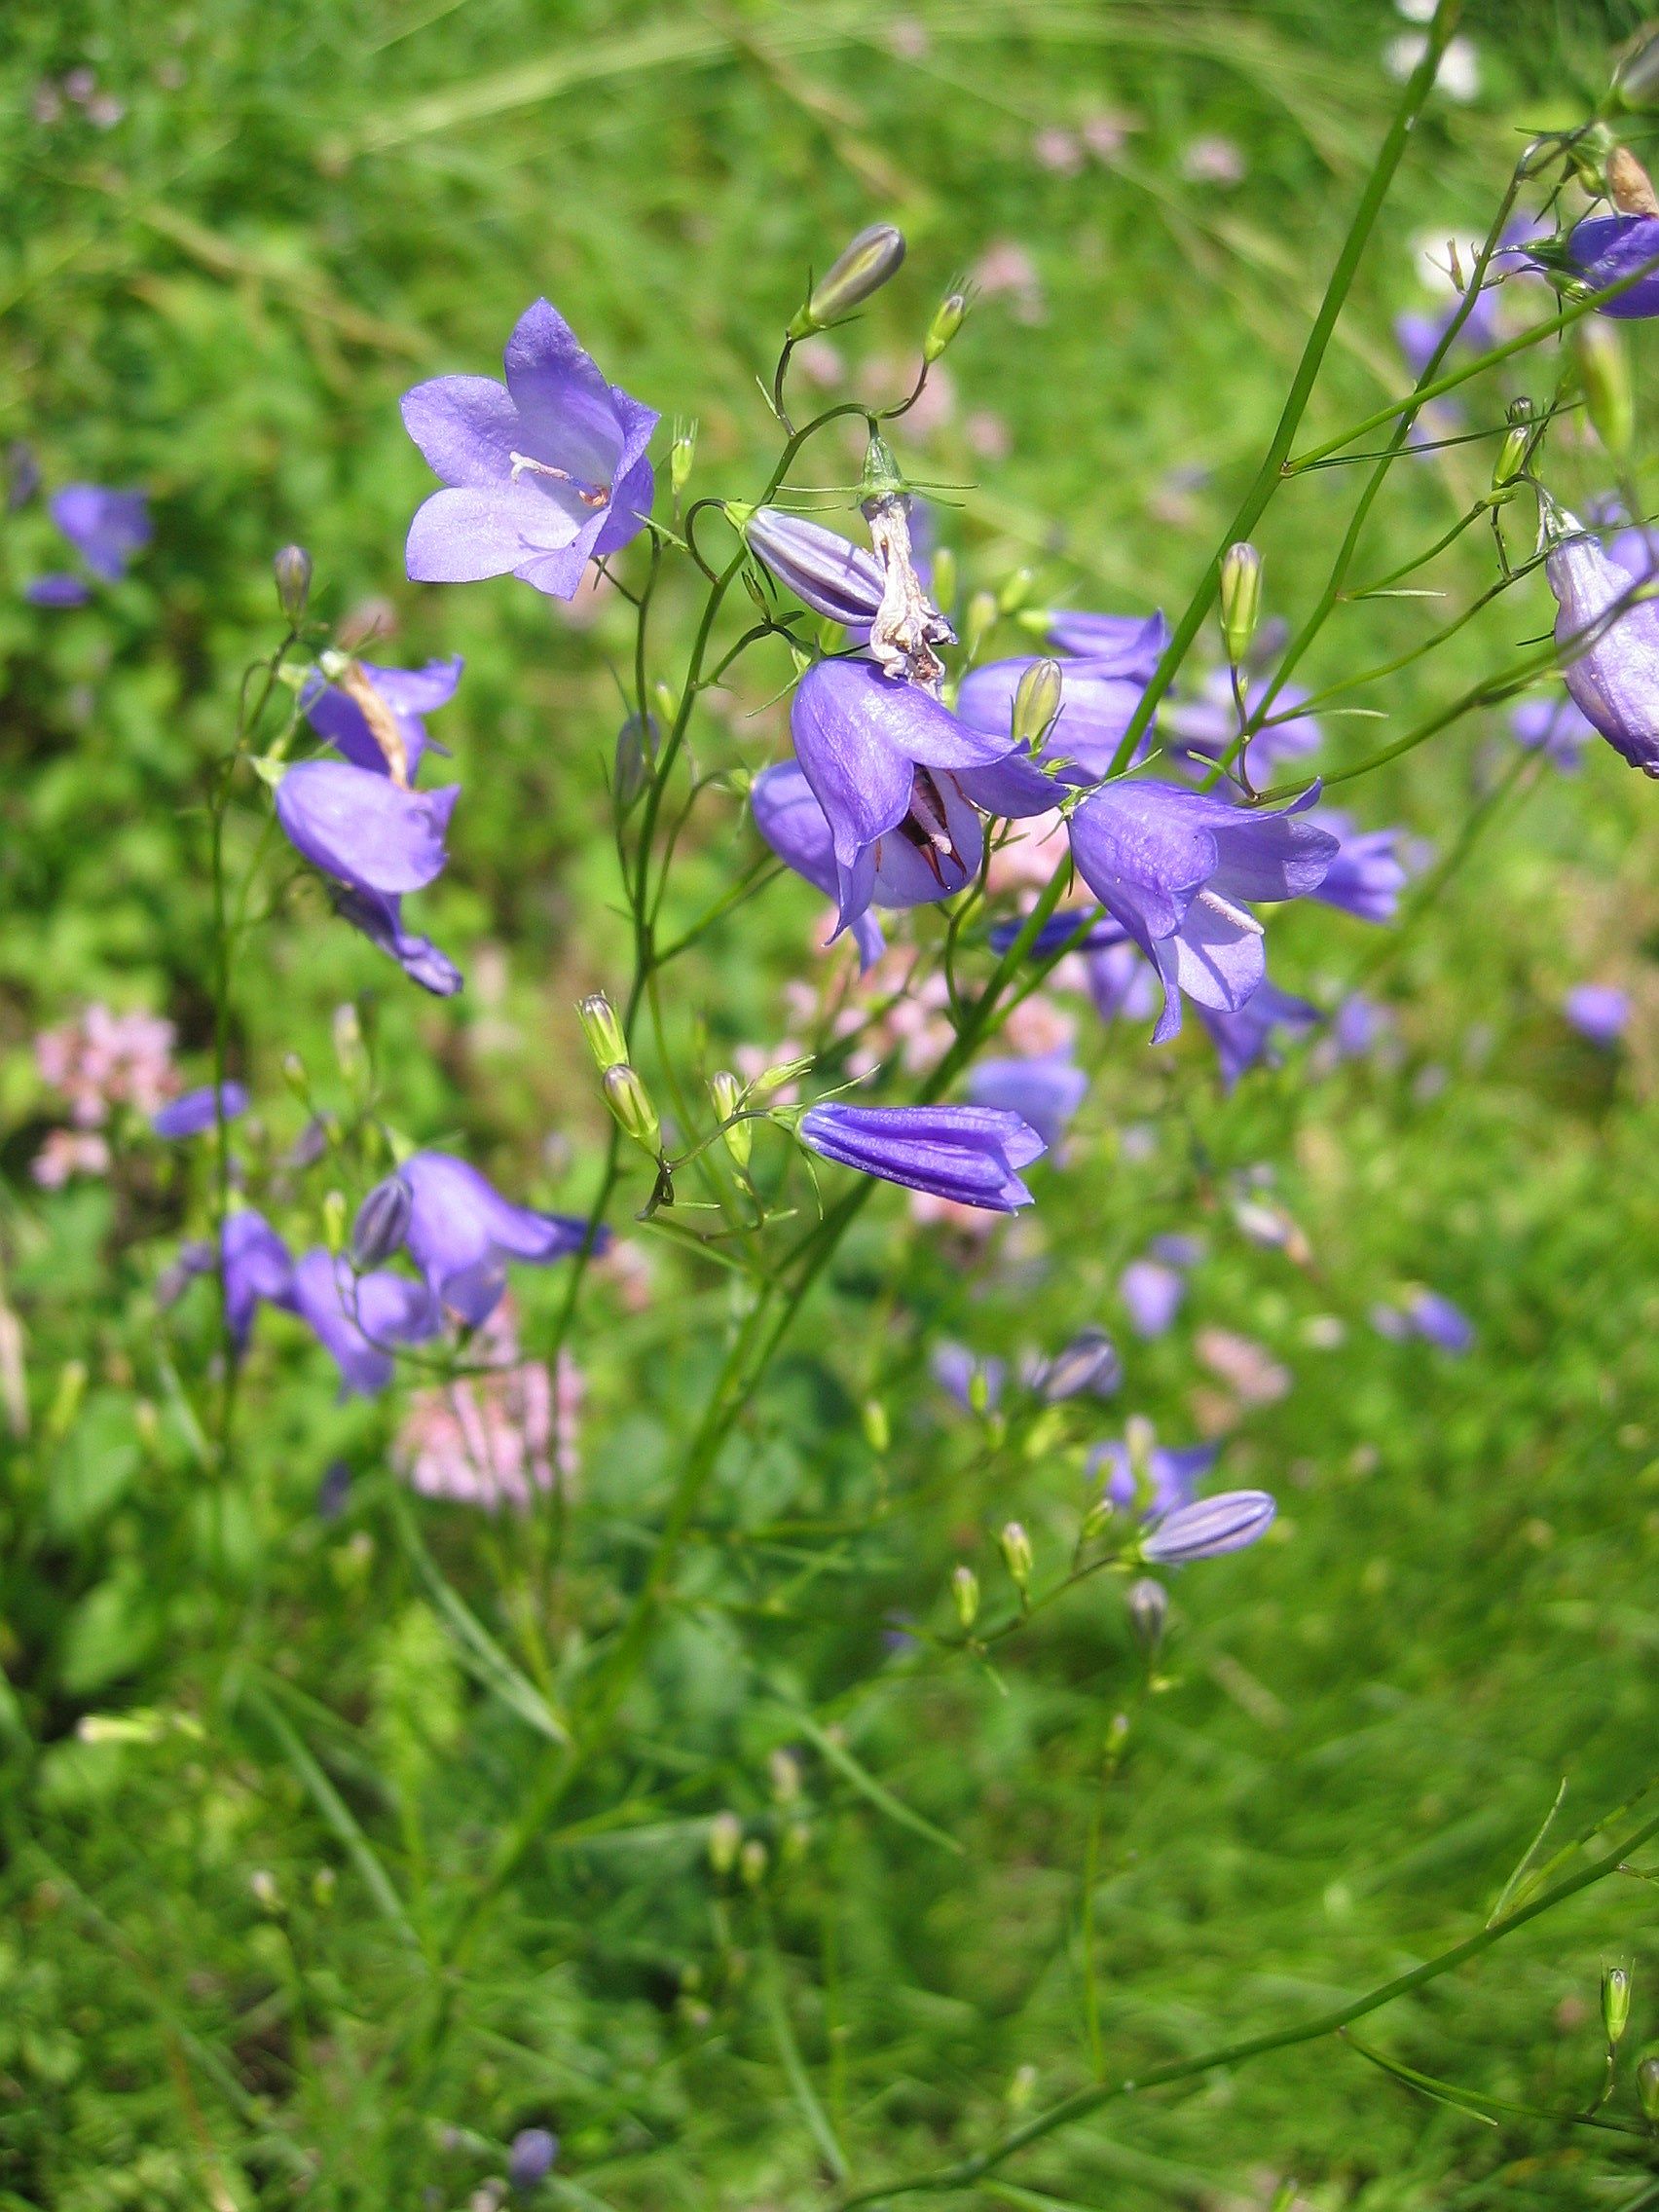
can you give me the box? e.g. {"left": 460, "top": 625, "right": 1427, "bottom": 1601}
{"left": 1564, "top": 982, "right": 1630, "bottom": 1046}
{"left": 742, "top": 507, "right": 887, "bottom": 627}
{"left": 955, "top": 656, "right": 1150, "bottom": 796}
{"left": 221, "top": 1208, "right": 294, "bottom": 1350}
{"left": 796, "top": 1101, "right": 1046, "bottom": 1212}
{"left": 1563, "top": 214, "right": 1659, "bottom": 318}
{"left": 49, "top": 485, "right": 151, "bottom": 581}
{"left": 1142, "top": 1490, "right": 1276, "bottom": 1564}
{"left": 1197, "top": 979, "right": 1320, "bottom": 1090}
{"left": 789, "top": 658, "right": 1013, "bottom": 935}
{"left": 334, "top": 888, "right": 463, "bottom": 998}
{"left": 1162, "top": 668, "right": 1322, "bottom": 777}
{"left": 276, "top": 761, "right": 460, "bottom": 897}
{"left": 754, "top": 757, "right": 963, "bottom": 972}
{"left": 1511, "top": 691, "right": 1596, "bottom": 773}
{"left": 402, "top": 299, "right": 658, "bottom": 601}
{"left": 153, "top": 1082, "right": 249, "bottom": 1138}
{"left": 1032, "top": 1327, "right": 1121, "bottom": 1402}
{"left": 1544, "top": 522, "right": 1659, "bottom": 774}
{"left": 301, "top": 655, "right": 462, "bottom": 782}
{"left": 1042, "top": 608, "right": 1167, "bottom": 678}
{"left": 285, "top": 1249, "right": 443, "bottom": 1397}
{"left": 987, "top": 911, "right": 1124, "bottom": 960}
{"left": 1309, "top": 810, "right": 1407, "bottom": 923}
{"left": 397, "top": 1152, "right": 597, "bottom": 1325}
{"left": 1090, "top": 1431, "right": 1216, "bottom": 1517}
{"left": 1066, "top": 780, "right": 1336, "bottom": 1044}
{"left": 964, "top": 1049, "right": 1088, "bottom": 1150}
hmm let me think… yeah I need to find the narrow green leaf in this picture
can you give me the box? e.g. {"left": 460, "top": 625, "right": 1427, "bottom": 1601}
{"left": 1488, "top": 1778, "right": 1567, "bottom": 1927}
{"left": 780, "top": 1701, "right": 965, "bottom": 1858}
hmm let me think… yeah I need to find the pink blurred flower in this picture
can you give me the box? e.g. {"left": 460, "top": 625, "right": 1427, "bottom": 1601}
{"left": 987, "top": 810, "right": 1068, "bottom": 896}
{"left": 1181, "top": 135, "right": 1246, "bottom": 187}
{"left": 597, "top": 1238, "right": 654, "bottom": 1313}
{"left": 793, "top": 336, "right": 845, "bottom": 387}
{"left": 964, "top": 412, "right": 1012, "bottom": 462}
{"left": 1195, "top": 1326, "right": 1290, "bottom": 1406}
{"left": 398, "top": 1302, "right": 580, "bottom": 1511}
{"left": 734, "top": 1040, "right": 807, "bottom": 1103}
{"left": 972, "top": 241, "right": 1045, "bottom": 323}
{"left": 36, "top": 1005, "right": 177, "bottom": 1128}
{"left": 1082, "top": 109, "right": 1137, "bottom": 162}
{"left": 1002, "top": 993, "right": 1076, "bottom": 1058}
{"left": 1032, "top": 128, "right": 1084, "bottom": 175}
{"left": 31, "top": 1130, "right": 112, "bottom": 1188}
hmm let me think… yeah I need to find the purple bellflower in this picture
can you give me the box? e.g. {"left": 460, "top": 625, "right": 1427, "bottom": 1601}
{"left": 965, "top": 1049, "right": 1088, "bottom": 1150}
{"left": 402, "top": 299, "right": 657, "bottom": 601}
{"left": 24, "top": 574, "right": 92, "bottom": 608}
{"left": 1066, "top": 780, "right": 1336, "bottom": 1044}
{"left": 744, "top": 507, "right": 887, "bottom": 627}
{"left": 334, "top": 888, "right": 463, "bottom": 997}
{"left": 153, "top": 1082, "right": 249, "bottom": 1139}
{"left": 1405, "top": 1288, "right": 1475, "bottom": 1354}
{"left": 1085, "top": 940, "right": 1161, "bottom": 1026}
{"left": 286, "top": 1249, "right": 442, "bottom": 1397}
{"left": 1565, "top": 982, "right": 1630, "bottom": 1046}
{"left": 1563, "top": 214, "right": 1659, "bottom": 318}
{"left": 956, "top": 656, "right": 1150, "bottom": 792}
{"left": 507, "top": 2129, "right": 560, "bottom": 2193}
{"left": 1393, "top": 283, "right": 1500, "bottom": 380}
{"left": 301, "top": 656, "right": 462, "bottom": 781}
{"left": 1119, "top": 1258, "right": 1187, "bottom": 1340}
{"left": 797, "top": 1101, "right": 1046, "bottom": 1212}
{"left": 1142, "top": 1490, "right": 1276, "bottom": 1564}
{"left": 1091, "top": 1433, "right": 1217, "bottom": 1517}
{"left": 1044, "top": 608, "right": 1168, "bottom": 677}
{"left": 932, "top": 1341, "right": 1007, "bottom": 1412}
{"left": 788, "top": 658, "right": 1012, "bottom": 934}
{"left": 1310, "top": 810, "right": 1408, "bottom": 923}
{"left": 221, "top": 1209, "right": 295, "bottom": 1350}
{"left": 398, "top": 1152, "right": 596, "bottom": 1325}
{"left": 1511, "top": 691, "right": 1596, "bottom": 773}
{"left": 987, "top": 911, "right": 1124, "bottom": 960}
{"left": 1545, "top": 524, "right": 1659, "bottom": 774}
{"left": 276, "top": 761, "right": 460, "bottom": 897}
{"left": 50, "top": 485, "right": 151, "bottom": 581}
{"left": 1197, "top": 978, "right": 1320, "bottom": 1090}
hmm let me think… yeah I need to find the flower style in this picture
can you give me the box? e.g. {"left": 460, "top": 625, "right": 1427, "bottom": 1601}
{"left": 964, "top": 1049, "right": 1088, "bottom": 1151}
{"left": 301, "top": 655, "right": 462, "bottom": 782}
{"left": 402, "top": 299, "right": 657, "bottom": 600}
{"left": 221, "top": 1209, "right": 295, "bottom": 1350}
{"left": 797, "top": 1101, "right": 1046, "bottom": 1212}
{"left": 49, "top": 485, "right": 151, "bottom": 580}
{"left": 276, "top": 761, "right": 460, "bottom": 897}
{"left": 955, "top": 655, "right": 1150, "bottom": 793}
{"left": 153, "top": 1083, "right": 248, "bottom": 1139}
{"left": 285, "top": 1249, "right": 443, "bottom": 1397}
{"left": 788, "top": 658, "right": 1012, "bottom": 935}
{"left": 1563, "top": 214, "right": 1659, "bottom": 318}
{"left": 396, "top": 1152, "right": 598, "bottom": 1325}
{"left": 1197, "top": 978, "right": 1320, "bottom": 1089}
{"left": 1545, "top": 525, "right": 1659, "bottom": 774}
{"left": 1310, "top": 810, "right": 1408, "bottom": 924}
{"left": 1066, "top": 780, "right": 1337, "bottom": 1043}
{"left": 334, "top": 888, "right": 463, "bottom": 998}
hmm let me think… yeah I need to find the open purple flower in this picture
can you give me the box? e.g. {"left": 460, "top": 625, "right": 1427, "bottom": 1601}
{"left": 1563, "top": 214, "right": 1659, "bottom": 318}
{"left": 1564, "top": 982, "right": 1629, "bottom": 1046}
{"left": 965, "top": 1049, "right": 1088, "bottom": 1150}
{"left": 797, "top": 1101, "right": 1045, "bottom": 1212}
{"left": 334, "top": 888, "right": 463, "bottom": 997}
{"left": 1310, "top": 810, "right": 1407, "bottom": 923}
{"left": 286, "top": 1249, "right": 443, "bottom": 1397}
{"left": 1067, "top": 781, "right": 1336, "bottom": 1043}
{"left": 1090, "top": 1433, "right": 1216, "bottom": 1517}
{"left": 1545, "top": 525, "right": 1659, "bottom": 774}
{"left": 1044, "top": 608, "right": 1167, "bottom": 677}
{"left": 276, "top": 761, "right": 460, "bottom": 897}
{"left": 956, "top": 656, "right": 1149, "bottom": 793}
{"left": 50, "top": 485, "right": 151, "bottom": 581}
{"left": 789, "top": 658, "right": 1013, "bottom": 934}
{"left": 1511, "top": 691, "right": 1596, "bottom": 773}
{"left": 402, "top": 299, "right": 657, "bottom": 601}
{"left": 1197, "top": 979, "right": 1320, "bottom": 1089}
{"left": 301, "top": 656, "right": 462, "bottom": 781}
{"left": 153, "top": 1082, "right": 249, "bottom": 1139}
{"left": 398, "top": 1152, "right": 596, "bottom": 1325}
{"left": 1142, "top": 1490, "right": 1276, "bottom": 1564}
{"left": 221, "top": 1209, "right": 294, "bottom": 1350}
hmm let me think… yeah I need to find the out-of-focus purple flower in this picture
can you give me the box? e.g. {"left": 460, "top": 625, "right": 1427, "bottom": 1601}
{"left": 1564, "top": 982, "right": 1630, "bottom": 1046}
{"left": 1043, "top": 608, "right": 1167, "bottom": 677}
{"left": 932, "top": 1340, "right": 1006, "bottom": 1411}
{"left": 49, "top": 485, "right": 151, "bottom": 581}
{"left": 222, "top": 1209, "right": 294, "bottom": 1350}
{"left": 789, "top": 658, "right": 1012, "bottom": 935}
{"left": 276, "top": 761, "right": 460, "bottom": 897}
{"left": 1150, "top": 1232, "right": 1204, "bottom": 1268}
{"left": 1085, "top": 940, "right": 1161, "bottom": 1027}
{"left": 1511, "top": 691, "right": 1596, "bottom": 773}
{"left": 987, "top": 910, "right": 1124, "bottom": 960}
{"left": 157, "top": 1237, "right": 215, "bottom": 1309}
{"left": 1393, "top": 282, "right": 1500, "bottom": 380}
{"left": 1162, "top": 669, "right": 1322, "bottom": 776}
{"left": 1330, "top": 993, "right": 1387, "bottom": 1060}
{"left": 152, "top": 1082, "right": 249, "bottom": 1139}
{"left": 1033, "top": 1327, "right": 1121, "bottom": 1402}
{"left": 402, "top": 299, "right": 657, "bottom": 601}
{"left": 1142, "top": 1490, "right": 1275, "bottom": 1564}
{"left": 744, "top": 507, "right": 885, "bottom": 625}
{"left": 1197, "top": 979, "right": 1320, "bottom": 1090}
{"left": 965, "top": 1049, "right": 1088, "bottom": 1150}
{"left": 1406, "top": 1288, "right": 1475, "bottom": 1354}
{"left": 1067, "top": 781, "right": 1336, "bottom": 1044}
{"left": 797, "top": 1101, "right": 1045, "bottom": 1212}
{"left": 286, "top": 1249, "right": 442, "bottom": 1397}
{"left": 301, "top": 656, "right": 462, "bottom": 781}
{"left": 1091, "top": 1432, "right": 1217, "bottom": 1517}
{"left": 1119, "top": 1258, "right": 1186, "bottom": 1339}
{"left": 24, "top": 573, "right": 92, "bottom": 607}
{"left": 1563, "top": 214, "right": 1659, "bottom": 318}
{"left": 317, "top": 1459, "right": 351, "bottom": 1520}
{"left": 956, "top": 656, "right": 1150, "bottom": 795}
{"left": 400, "top": 1152, "right": 595, "bottom": 1326}
{"left": 507, "top": 2126, "right": 559, "bottom": 2192}
{"left": 1311, "top": 810, "right": 1408, "bottom": 923}
{"left": 334, "top": 888, "right": 463, "bottom": 997}
{"left": 1545, "top": 525, "right": 1659, "bottom": 774}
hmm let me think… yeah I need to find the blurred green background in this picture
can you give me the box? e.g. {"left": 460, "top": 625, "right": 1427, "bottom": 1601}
{"left": 7, "top": 2, "right": 1659, "bottom": 2207}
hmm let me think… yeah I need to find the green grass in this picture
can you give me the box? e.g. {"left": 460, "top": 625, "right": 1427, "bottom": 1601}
{"left": 7, "top": 1, "right": 1659, "bottom": 2207}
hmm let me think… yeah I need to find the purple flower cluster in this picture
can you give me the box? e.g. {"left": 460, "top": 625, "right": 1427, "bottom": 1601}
{"left": 24, "top": 484, "right": 151, "bottom": 607}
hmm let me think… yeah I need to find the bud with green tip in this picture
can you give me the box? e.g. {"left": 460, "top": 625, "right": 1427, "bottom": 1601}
{"left": 603, "top": 1064, "right": 661, "bottom": 1157}
{"left": 1614, "top": 26, "right": 1659, "bottom": 111}
{"left": 578, "top": 994, "right": 629, "bottom": 1074}
{"left": 1640, "top": 2052, "right": 1659, "bottom": 2121}
{"left": 273, "top": 544, "right": 313, "bottom": 623}
{"left": 998, "top": 567, "right": 1035, "bottom": 615}
{"left": 670, "top": 415, "right": 698, "bottom": 498}
{"left": 708, "top": 1070, "right": 752, "bottom": 1169}
{"left": 1219, "top": 542, "right": 1263, "bottom": 666}
{"left": 1575, "top": 318, "right": 1635, "bottom": 461}
{"left": 963, "top": 589, "right": 998, "bottom": 661}
{"left": 790, "top": 222, "right": 906, "bottom": 337}
{"left": 322, "top": 1190, "right": 349, "bottom": 1254}
{"left": 999, "top": 1520, "right": 1033, "bottom": 1600}
{"left": 613, "top": 712, "right": 657, "bottom": 812}
{"left": 924, "top": 288, "right": 969, "bottom": 364}
{"left": 952, "top": 1563, "right": 980, "bottom": 1630}
{"left": 1012, "top": 657, "right": 1063, "bottom": 747}
{"left": 1491, "top": 396, "right": 1534, "bottom": 498}
{"left": 739, "top": 1836, "right": 768, "bottom": 1888}
{"left": 862, "top": 1397, "right": 890, "bottom": 1454}
{"left": 1604, "top": 1965, "right": 1633, "bottom": 2046}
{"left": 280, "top": 1051, "right": 310, "bottom": 1102}
{"left": 708, "top": 1810, "right": 742, "bottom": 1875}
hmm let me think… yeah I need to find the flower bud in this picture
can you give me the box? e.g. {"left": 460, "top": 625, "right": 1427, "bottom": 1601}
{"left": 578, "top": 993, "right": 629, "bottom": 1074}
{"left": 1219, "top": 542, "right": 1263, "bottom": 667}
{"left": 999, "top": 1520, "right": 1033, "bottom": 1598}
{"left": 769, "top": 1748, "right": 801, "bottom": 1803}
{"left": 1492, "top": 396, "right": 1535, "bottom": 495}
{"left": 1125, "top": 1576, "right": 1168, "bottom": 1650}
{"left": 791, "top": 222, "right": 906, "bottom": 336}
{"left": 1640, "top": 2052, "right": 1659, "bottom": 2121}
{"left": 507, "top": 2127, "right": 559, "bottom": 2193}
{"left": 708, "top": 1810, "right": 742, "bottom": 1875}
{"left": 44, "top": 1359, "right": 87, "bottom": 1445}
{"left": 322, "top": 1189, "right": 349, "bottom": 1254}
{"left": 603, "top": 1064, "right": 662, "bottom": 1157}
{"left": 951, "top": 1563, "right": 980, "bottom": 1629}
{"left": 670, "top": 416, "right": 698, "bottom": 498}
{"left": 739, "top": 1836, "right": 768, "bottom": 1888}
{"left": 350, "top": 1174, "right": 411, "bottom": 1269}
{"left": 273, "top": 544, "right": 313, "bottom": 623}
{"left": 1604, "top": 1965, "right": 1633, "bottom": 2046}
{"left": 1609, "top": 144, "right": 1659, "bottom": 216}
{"left": 709, "top": 1070, "right": 752, "bottom": 1169}
{"left": 924, "top": 288, "right": 969, "bottom": 363}
{"left": 613, "top": 712, "right": 657, "bottom": 812}
{"left": 1142, "top": 1490, "right": 1276, "bottom": 1565}
{"left": 1575, "top": 317, "right": 1635, "bottom": 461}
{"left": 1038, "top": 1327, "right": 1122, "bottom": 1404}
{"left": 280, "top": 1051, "right": 310, "bottom": 1102}
{"left": 997, "top": 567, "right": 1035, "bottom": 615}
{"left": 331, "top": 1001, "right": 363, "bottom": 1083}
{"left": 963, "top": 589, "right": 999, "bottom": 661}
{"left": 862, "top": 1397, "right": 890, "bottom": 1454}
{"left": 1012, "top": 657, "right": 1063, "bottom": 747}
{"left": 930, "top": 545, "right": 957, "bottom": 612}
{"left": 1614, "top": 28, "right": 1659, "bottom": 112}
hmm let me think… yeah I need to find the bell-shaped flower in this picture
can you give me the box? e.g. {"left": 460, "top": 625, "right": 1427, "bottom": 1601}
{"left": 301, "top": 656, "right": 462, "bottom": 781}
{"left": 1511, "top": 691, "right": 1596, "bottom": 773}
{"left": 1545, "top": 524, "right": 1659, "bottom": 774}
{"left": 276, "top": 761, "right": 460, "bottom": 898}
{"left": 1310, "top": 810, "right": 1407, "bottom": 923}
{"left": 335, "top": 888, "right": 463, "bottom": 998}
{"left": 399, "top": 1151, "right": 597, "bottom": 1325}
{"left": 796, "top": 1101, "right": 1045, "bottom": 1212}
{"left": 955, "top": 655, "right": 1149, "bottom": 801}
{"left": 789, "top": 658, "right": 1012, "bottom": 934}
{"left": 1564, "top": 982, "right": 1629, "bottom": 1046}
{"left": 49, "top": 485, "right": 151, "bottom": 581}
{"left": 153, "top": 1082, "right": 249, "bottom": 1139}
{"left": 1197, "top": 978, "right": 1320, "bottom": 1089}
{"left": 1142, "top": 1490, "right": 1276, "bottom": 1564}
{"left": 1066, "top": 780, "right": 1336, "bottom": 1043}
{"left": 964, "top": 1049, "right": 1088, "bottom": 1151}
{"left": 1043, "top": 608, "right": 1167, "bottom": 677}
{"left": 286, "top": 1249, "right": 443, "bottom": 1397}
{"left": 1119, "top": 1257, "right": 1187, "bottom": 1340}
{"left": 1564, "top": 214, "right": 1659, "bottom": 318}
{"left": 221, "top": 1208, "right": 294, "bottom": 1351}
{"left": 744, "top": 507, "right": 887, "bottom": 626}
{"left": 402, "top": 298, "right": 657, "bottom": 601}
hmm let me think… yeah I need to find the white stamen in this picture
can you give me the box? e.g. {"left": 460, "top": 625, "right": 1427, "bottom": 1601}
{"left": 509, "top": 451, "right": 611, "bottom": 506}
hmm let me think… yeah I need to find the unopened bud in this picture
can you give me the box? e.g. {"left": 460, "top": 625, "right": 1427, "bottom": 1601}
{"left": 708, "top": 1810, "right": 742, "bottom": 1875}
{"left": 603, "top": 1064, "right": 662, "bottom": 1156}
{"left": 999, "top": 1520, "right": 1033, "bottom": 1598}
{"left": 350, "top": 1175, "right": 410, "bottom": 1269}
{"left": 331, "top": 1002, "right": 363, "bottom": 1082}
{"left": 963, "top": 589, "right": 998, "bottom": 661}
{"left": 578, "top": 993, "right": 629, "bottom": 1074}
{"left": 709, "top": 1070, "right": 752, "bottom": 1169}
{"left": 670, "top": 416, "right": 698, "bottom": 498}
{"left": 44, "top": 1359, "right": 88, "bottom": 1445}
{"left": 1609, "top": 144, "right": 1659, "bottom": 216}
{"left": 1614, "top": 29, "right": 1659, "bottom": 112}
{"left": 613, "top": 712, "right": 657, "bottom": 812}
{"left": 1492, "top": 396, "right": 1534, "bottom": 494}
{"left": 997, "top": 567, "right": 1035, "bottom": 615}
{"left": 1604, "top": 1965, "right": 1633, "bottom": 2046}
{"left": 1640, "top": 2052, "right": 1659, "bottom": 2121}
{"left": 930, "top": 545, "right": 956, "bottom": 612}
{"left": 1219, "top": 542, "right": 1263, "bottom": 666}
{"left": 652, "top": 679, "right": 678, "bottom": 726}
{"left": 280, "top": 1051, "right": 310, "bottom": 1102}
{"left": 322, "top": 1190, "right": 349, "bottom": 1254}
{"left": 862, "top": 1397, "right": 890, "bottom": 1454}
{"left": 273, "top": 544, "right": 313, "bottom": 623}
{"left": 924, "top": 288, "right": 969, "bottom": 363}
{"left": 1012, "top": 657, "right": 1063, "bottom": 747}
{"left": 791, "top": 222, "right": 906, "bottom": 336}
{"left": 1575, "top": 317, "right": 1635, "bottom": 460}
{"left": 768, "top": 1748, "right": 801, "bottom": 1803}
{"left": 1125, "top": 1576, "right": 1168, "bottom": 1650}
{"left": 1039, "top": 1327, "right": 1122, "bottom": 1404}
{"left": 951, "top": 1563, "right": 980, "bottom": 1629}
{"left": 739, "top": 1836, "right": 768, "bottom": 1888}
